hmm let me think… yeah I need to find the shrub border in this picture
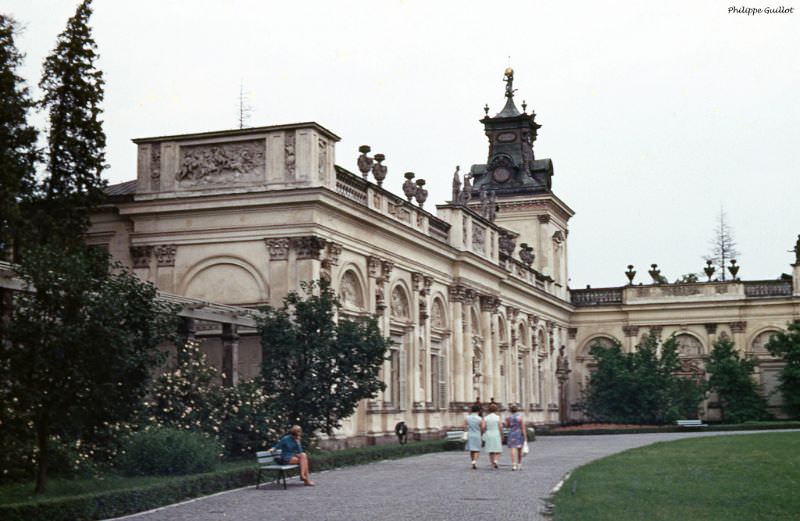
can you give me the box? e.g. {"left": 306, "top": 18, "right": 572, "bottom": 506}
{"left": 536, "top": 421, "right": 800, "bottom": 436}
{"left": 0, "top": 439, "right": 460, "bottom": 521}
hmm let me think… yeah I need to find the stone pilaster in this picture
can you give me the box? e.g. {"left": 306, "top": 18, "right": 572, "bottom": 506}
{"left": 449, "top": 284, "right": 465, "bottom": 403}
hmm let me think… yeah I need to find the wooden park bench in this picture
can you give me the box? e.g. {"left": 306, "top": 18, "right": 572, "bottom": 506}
{"left": 255, "top": 450, "right": 299, "bottom": 490}
{"left": 445, "top": 430, "right": 465, "bottom": 441}
{"left": 676, "top": 419, "right": 707, "bottom": 428}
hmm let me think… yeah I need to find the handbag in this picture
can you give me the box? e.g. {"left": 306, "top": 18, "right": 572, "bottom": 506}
{"left": 522, "top": 441, "right": 529, "bottom": 455}
{"left": 461, "top": 431, "right": 468, "bottom": 441}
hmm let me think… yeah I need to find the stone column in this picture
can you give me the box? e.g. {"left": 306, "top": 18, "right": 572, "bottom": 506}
{"left": 730, "top": 321, "right": 747, "bottom": 353}
{"left": 491, "top": 311, "right": 502, "bottom": 403}
{"left": 178, "top": 316, "right": 196, "bottom": 344}
{"left": 479, "top": 296, "right": 495, "bottom": 403}
{"left": 449, "top": 285, "right": 465, "bottom": 404}
{"left": 622, "top": 325, "right": 639, "bottom": 353}
{"left": 463, "top": 289, "right": 476, "bottom": 403}
{"left": 221, "top": 323, "right": 240, "bottom": 387}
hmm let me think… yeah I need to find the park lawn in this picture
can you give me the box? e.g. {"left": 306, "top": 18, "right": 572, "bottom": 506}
{"left": 553, "top": 432, "right": 800, "bottom": 521}
{"left": 0, "top": 459, "right": 253, "bottom": 505}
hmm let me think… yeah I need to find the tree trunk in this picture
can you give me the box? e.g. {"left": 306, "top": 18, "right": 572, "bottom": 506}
{"left": 34, "top": 422, "right": 48, "bottom": 494}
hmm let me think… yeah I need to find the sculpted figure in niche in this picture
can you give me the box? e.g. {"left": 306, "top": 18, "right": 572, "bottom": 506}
{"left": 794, "top": 234, "right": 800, "bottom": 264}
{"left": 391, "top": 287, "right": 409, "bottom": 319}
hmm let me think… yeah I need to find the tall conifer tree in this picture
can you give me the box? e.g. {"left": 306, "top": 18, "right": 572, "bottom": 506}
{"left": 0, "top": 15, "right": 38, "bottom": 260}
{"left": 37, "top": 0, "right": 106, "bottom": 246}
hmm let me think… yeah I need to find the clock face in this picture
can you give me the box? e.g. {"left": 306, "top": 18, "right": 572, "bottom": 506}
{"left": 492, "top": 167, "right": 511, "bottom": 183}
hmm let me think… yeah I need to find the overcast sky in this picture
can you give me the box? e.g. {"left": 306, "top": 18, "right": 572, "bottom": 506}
{"left": 6, "top": 0, "right": 799, "bottom": 288}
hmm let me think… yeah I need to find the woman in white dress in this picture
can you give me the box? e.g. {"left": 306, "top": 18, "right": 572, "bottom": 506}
{"left": 483, "top": 403, "right": 503, "bottom": 469}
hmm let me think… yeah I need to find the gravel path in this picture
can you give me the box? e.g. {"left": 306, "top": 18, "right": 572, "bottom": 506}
{"left": 109, "top": 430, "right": 798, "bottom": 521}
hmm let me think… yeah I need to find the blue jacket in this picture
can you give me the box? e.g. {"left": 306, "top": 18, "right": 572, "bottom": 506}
{"left": 272, "top": 433, "right": 303, "bottom": 463}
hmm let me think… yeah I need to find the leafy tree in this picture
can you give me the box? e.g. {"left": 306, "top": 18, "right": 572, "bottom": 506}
{"left": 766, "top": 322, "right": 800, "bottom": 417}
{"left": 705, "top": 207, "right": 740, "bottom": 281}
{"left": 584, "top": 333, "right": 703, "bottom": 424}
{"left": 705, "top": 337, "right": 769, "bottom": 423}
{"left": 258, "top": 280, "right": 391, "bottom": 438}
{"left": 35, "top": 0, "right": 106, "bottom": 247}
{"left": 0, "top": 245, "right": 177, "bottom": 493}
{"left": 0, "top": 15, "right": 38, "bottom": 260}
{"left": 675, "top": 273, "right": 699, "bottom": 284}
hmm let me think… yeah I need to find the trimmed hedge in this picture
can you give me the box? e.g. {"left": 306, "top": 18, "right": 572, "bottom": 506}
{"left": 0, "top": 439, "right": 459, "bottom": 521}
{"left": 537, "top": 421, "right": 800, "bottom": 436}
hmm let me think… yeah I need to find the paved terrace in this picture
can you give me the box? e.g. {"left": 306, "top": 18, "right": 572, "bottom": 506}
{"left": 111, "top": 430, "right": 796, "bottom": 521}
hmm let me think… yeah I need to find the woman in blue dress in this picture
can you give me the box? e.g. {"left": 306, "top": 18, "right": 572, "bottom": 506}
{"left": 462, "top": 404, "right": 485, "bottom": 469}
{"left": 483, "top": 403, "right": 503, "bottom": 469}
{"left": 505, "top": 404, "right": 527, "bottom": 471}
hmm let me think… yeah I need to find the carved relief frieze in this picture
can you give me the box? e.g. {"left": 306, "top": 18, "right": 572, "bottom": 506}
{"left": 154, "top": 244, "right": 177, "bottom": 267}
{"left": 318, "top": 138, "right": 328, "bottom": 178}
{"left": 150, "top": 144, "right": 161, "bottom": 185}
{"left": 388, "top": 200, "right": 411, "bottom": 223}
{"left": 176, "top": 140, "right": 265, "bottom": 186}
{"left": 472, "top": 222, "right": 486, "bottom": 254}
{"left": 285, "top": 132, "right": 296, "bottom": 178}
{"left": 265, "top": 238, "right": 291, "bottom": 260}
{"left": 715, "top": 284, "right": 729, "bottom": 294}
{"left": 292, "top": 236, "right": 326, "bottom": 260}
{"left": 130, "top": 245, "right": 153, "bottom": 269}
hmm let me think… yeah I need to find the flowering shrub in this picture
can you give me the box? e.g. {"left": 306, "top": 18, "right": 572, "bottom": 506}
{"left": 140, "top": 338, "right": 281, "bottom": 457}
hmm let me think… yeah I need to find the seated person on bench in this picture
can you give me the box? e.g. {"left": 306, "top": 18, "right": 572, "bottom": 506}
{"left": 272, "top": 425, "right": 314, "bottom": 486}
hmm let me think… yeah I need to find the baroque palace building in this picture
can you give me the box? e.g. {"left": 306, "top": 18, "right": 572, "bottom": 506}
{"left": 83, "top": 69, "right": 800, "bottom": 445}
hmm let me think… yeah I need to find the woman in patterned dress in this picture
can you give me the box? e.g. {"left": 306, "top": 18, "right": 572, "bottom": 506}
{"left": 505, "top": 404, "right": 527, "bottom": 471}
{"left": 463, "top": 405, "right": 485, "bottom": 469}
{"left": 483, "top": 403, "right": 503, "bottom": 469}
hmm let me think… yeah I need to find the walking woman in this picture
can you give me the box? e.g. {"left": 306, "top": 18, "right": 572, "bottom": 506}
{"left": 505, "top": 404, "right": 527, "bottom": 470}
{"left": 463, "top": 405, "right": 485, "bottom": 469}
{"left": 483, "top": 403, "right": 503, "bottom": 469}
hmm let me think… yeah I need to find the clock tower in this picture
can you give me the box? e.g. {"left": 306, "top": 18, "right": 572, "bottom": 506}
{"left": 469, "top": 68, "right": 553, "bottom": 195}
{"left": 465, "top": 69, "right": 573, "bottom": 298}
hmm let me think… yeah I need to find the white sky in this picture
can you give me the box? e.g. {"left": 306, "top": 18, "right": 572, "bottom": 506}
{"left": 6, "top": 0, "right": 800, "bottom": 288}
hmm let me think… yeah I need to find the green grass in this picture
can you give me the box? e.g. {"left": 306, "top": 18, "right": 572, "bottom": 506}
{"left": 553, "top": 432, "right": 800, "bottom": 521}
{"left": 0, "top": 460, "right": 253, "bottom": 505}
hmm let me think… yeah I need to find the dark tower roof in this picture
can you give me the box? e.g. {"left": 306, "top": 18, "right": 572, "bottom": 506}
{"left": 470, "top": 68, "right": 553, "bottom": 196}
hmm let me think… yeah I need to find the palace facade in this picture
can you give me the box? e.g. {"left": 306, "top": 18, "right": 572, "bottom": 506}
{"left": 87, "top": 70, "right": 800, "bottom": 445}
